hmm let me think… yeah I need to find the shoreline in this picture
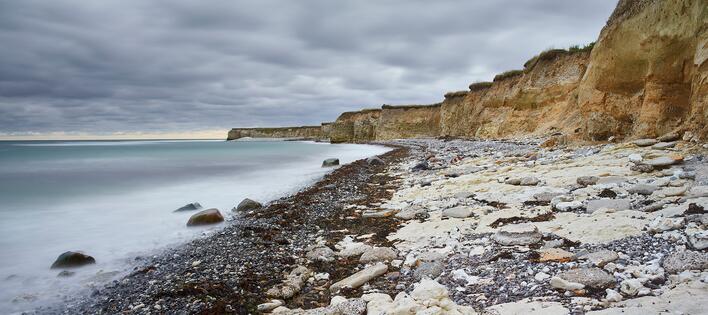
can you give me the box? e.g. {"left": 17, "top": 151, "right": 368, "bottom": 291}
{"left": 44, "top": 143, "right": 412, "bottom": 314}
{"left": 42, "top": 137, "right": 708, "bottom": 314}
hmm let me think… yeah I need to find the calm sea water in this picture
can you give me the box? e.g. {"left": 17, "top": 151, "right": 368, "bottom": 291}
{"left": 0, "top": 139, "right": 390, "bottom": 313}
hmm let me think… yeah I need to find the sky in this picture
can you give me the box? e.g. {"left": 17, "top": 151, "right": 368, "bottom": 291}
{"left": 0, "top": 0, "right": 618, "bottom": 139}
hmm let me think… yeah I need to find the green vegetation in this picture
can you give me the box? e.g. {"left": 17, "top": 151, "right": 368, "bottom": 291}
{"left": 523, "top": 42, "right": 595, "bottom": 71}
{"left": 493, "top": 70, "right": 524, "bottom": 82}
{"left": 468, "top": 81, "right": 493, "bottom": 91}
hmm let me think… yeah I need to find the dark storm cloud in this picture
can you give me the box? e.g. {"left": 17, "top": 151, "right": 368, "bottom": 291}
{"left": 0, "top": 0, "right": 618, "bottom": 134}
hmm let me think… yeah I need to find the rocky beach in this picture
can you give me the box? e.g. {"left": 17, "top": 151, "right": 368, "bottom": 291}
{"left": 43, "top": 133, "right": 708, "bottom": 314}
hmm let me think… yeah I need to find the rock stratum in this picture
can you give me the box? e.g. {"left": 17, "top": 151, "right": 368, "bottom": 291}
{"left": 228, "top": 0, "right": 707, "bottom": 143}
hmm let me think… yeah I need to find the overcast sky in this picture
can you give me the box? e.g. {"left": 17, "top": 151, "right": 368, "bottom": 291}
{"left": 0, "top": 0, "right": 618, "bottom": 136}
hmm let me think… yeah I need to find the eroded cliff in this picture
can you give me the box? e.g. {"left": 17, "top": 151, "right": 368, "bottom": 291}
{"left": 228, "top": 0, "right": 707, "bottom": 143}
{"left": 227, "top": 126, "right": 324, "bottom": 140}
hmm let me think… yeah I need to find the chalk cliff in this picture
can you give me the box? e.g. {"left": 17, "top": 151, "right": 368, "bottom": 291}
{"left": 228, "top": 0, "right": 707, "bottom": 143}
{"left": 226, "top": 126, "right": 324, "bottom": 140}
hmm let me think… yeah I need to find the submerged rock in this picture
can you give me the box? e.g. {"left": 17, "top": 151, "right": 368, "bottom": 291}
{"left": 322, "top": 158, "right": 340, "bottom": 167}
{"left": 174, "top": 202, "right": 202, "bottom": 212}
{"left": 234, "top": 198, "right": 262, "bottom": 212}
{"left": 50, "top": 251, "right": 96, "bottom": 269}
{"left": 186, "top": 208, "right": 224, "bottom": 226}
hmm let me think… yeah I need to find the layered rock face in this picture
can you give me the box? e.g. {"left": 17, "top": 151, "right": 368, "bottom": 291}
{"left": 227, "top": 126, "right": 324, "bottom": 140}
{"left": 329, "top": 109, "right": 381, "bottom": 143}
{"left": 441, "top": 51, "right": 590, "bottom": 138}
{"left": 578, "top": 0, "right": 707, "bottom": 140}
{"left": 229, "top": 0, "right": 707, "bottom": 143}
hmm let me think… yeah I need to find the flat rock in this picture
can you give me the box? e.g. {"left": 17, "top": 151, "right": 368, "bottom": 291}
{"left": 657, "top": 132, "right": 680, "bottom": 142}
{"left": 662, "top": 251, "right": 708, "bottom": 274}
{"left": 652, "top": 142, "right": 676, "bottom": 150}
{"left": 485, "top": 299, "right": 568, "bottom": 315}
{"left": 492, "top": 223, "right": 542, "bottom": 246}
{"left": 556, "top": 267, "right": 616, "bottom": 289}
{"left": 550, "top": 276, "right": 585, "bottom": 290}
{"left": 585, "top": 199, "right": 631, "bottom": 213}
{"left": 441, "top": 206, "right": 474, "bottom": 218}
{"left": 50, "top": 251, "right": 96, "bottom": 269}
{"left": 186, "top": 208, "right": 224, "bottom": 226}
{"left": 577, "top": 176, "right": 599, "bottom": 187}
{"left": 647, "top": 216, "right": 684, "bottom": 233}
{"left": 520, "top": 176, "right": 540, "bottom": 186}
{"left": 644, "top": 156, "right": 682, "bottom": 168}
{"left": 412, "top": 260, "right": 445, "bottom": 281}
{"left": 534, "top": 248, "right": 575, "bottom": 262}
{"left": 578, "top": 250, "right": 619, "bottom": 267}
{"left": 555, "top": 201, "right": 584, "bottom": 212}
{"left": 632, "top": 139, "right": 658, "bottom": 147}
{"left": 627, "top": 184, "right": 658, "bottom": 195}
{"left": 330, "top": 263, "right": 387, "bottom": 293}
{"left": 359, "top": 247, "right": 397, "bottom": 263}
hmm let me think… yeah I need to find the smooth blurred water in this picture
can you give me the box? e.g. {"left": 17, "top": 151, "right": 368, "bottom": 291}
{"left": 0, "top": 139, "right": 390, "bottom": 313}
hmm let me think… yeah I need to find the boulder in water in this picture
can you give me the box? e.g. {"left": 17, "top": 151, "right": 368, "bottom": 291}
{"left": 186, "top": 208, "right": 224, "bottom": 226}
{"left": 235, "top": 198, "right": 263, "bottom": 212}
{"left": 322, "top": 158, "right": 340, "bottom": 167}
{"left": 50, "top": 251, "right": 96, "bottom": 269}
{"left": 174, "top": 202, "right": 202, "bottom": 212}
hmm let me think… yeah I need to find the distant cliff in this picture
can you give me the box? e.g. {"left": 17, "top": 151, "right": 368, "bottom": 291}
{"left": 227, "top": 126, "right": 324, "bottom": 140}
{"left": 228, "top": 0, "right": 707, "bottom": 143}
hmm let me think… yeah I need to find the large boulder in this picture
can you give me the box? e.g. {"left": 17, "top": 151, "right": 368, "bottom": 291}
{"left": 322, "top": 158, "right": 340, "bottom": 167}
{"left": 186, "top": 208, "right": 224, "bottom": 226}
{"left": 50, "top": 251, "right": 96, "bottom": 269}
{"left": 662, "top": 251, "right": 708, "bottom": 274}
{"left": 174, "top": 202, "right": 202, "bottom": 212}
{"left": 234, "top": 198, "right": 263, "bottom": 212}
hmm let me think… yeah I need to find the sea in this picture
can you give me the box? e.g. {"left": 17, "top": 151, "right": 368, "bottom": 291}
{"left": 0, "top": 139, "right": 390, "bottom": 313}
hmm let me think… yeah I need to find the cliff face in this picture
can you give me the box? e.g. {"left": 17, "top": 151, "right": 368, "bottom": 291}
{"left": 228, "top": 0, "right": 706, "bottom": 143}
{"left": 329, "top": 109, "right": 381, "bottom": 143}
{"left": 441, "top": 51, "right": 590, "bottom": 138}
{"left": 376, "top": 104, "right": 441, "bottom": 140}
{"left": 227, "top": 126, "right": 323, "bottom": 140}
{"left": 578, "top": 0, "right": 707, "bottom": 140}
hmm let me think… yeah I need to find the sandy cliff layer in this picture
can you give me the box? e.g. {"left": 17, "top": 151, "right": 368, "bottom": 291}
{"left": 227, "top": 126, "right": 324, "bottom": 140}
{"left": 229, "top": 0, "right": 707, "bottom": 143}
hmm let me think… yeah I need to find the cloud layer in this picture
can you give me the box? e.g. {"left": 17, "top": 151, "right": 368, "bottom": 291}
{"left": 0, "top": 0, "right": 617, "bottom": 134}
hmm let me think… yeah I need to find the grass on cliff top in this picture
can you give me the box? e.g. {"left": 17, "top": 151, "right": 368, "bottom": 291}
{"left": 523, "top": 42, "right": 595, "bottom": 71}
{"left": 468, "top": 81, "right": 493, "bottom": 91}
{"left": 443, "top": 91, "right": 469, "bottom": 99}
{"left": 493, "top": 69, "right": 524, "bottom": 82}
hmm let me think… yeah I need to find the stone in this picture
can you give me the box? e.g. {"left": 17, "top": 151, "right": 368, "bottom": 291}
{"left": 257, "top": 300, "right": 284, "bottom": 312}
{"left": 492, "top": 223, "right": 542, "bottom": 246}
{"left": 267, "top": 266, "right": 311, "bottom": 299}
{"left": 578, "top": 250, "right": 619, "bottom": 267}
{"left": 186, "top": 208, "right": 224, "bottom": 226}
{"left": 687, "top": 230, "right": 708, "bottom": 250}
{"left": 627, "top": 184, "right": 658, "bottom": 195}
{"left": 520, "top": 176, "right": 540, "bottom": 186}
{"left": 504, "top": 178, "right": 521, "bottom": 185}
{"left": 620, "top": 279, "right": 644, "bottom": 296}
{"left": 359, "top": 247, "right": 397, "bottom": 263}
{"left": 550, "top": 276, "right": 585, "bottom": 290}
{"left": 367, "top": 156, "right": 385, "bottom": 166}
{"left": 534, "top": 248, "right": 575, "bottom": 263}
{"left": 657, "top": 132, "right": 681, "bottom": 142}
{"left": 645, "top": 156, "right": 682, "bottom": 168}
{"left": 628, "top": 154, "right": 643, "bottom": 163}
{"left": 322, "top": 158, "right": 340, "bottom": 167}
{"left": 411, "top": 161, "right": 429, "bottom": 171}
{"left": 50, "top": 251, "right": 96, "bottom": 269}
{"left": 534, "top": 191, "right": 564, "bottom": 203}
{"left": 652, "top": 142, "right": 676, "bottom": 150}
{"left": 647, "top": 216, "right": 684, "bottom": 233}
{"left": 306, "top": 246, "right": 336, "bottom": 262}
{"left": 441, "top": 206, "right": 474, "bottom": 218}
{"left": 326, "top": 298, "right": 366, "bottom": 314}
{"left": 632, "top": 139, "right": 658, "bottom": 147}
{"left": 413, "top": 260, "right": 445, "bottom": 281}
{"left": 662, "top": 251, "right": 708, "bottom": 274}
{"left": 630, "top": 164, "right": 654, "bottom": 173}
{"left": 556, "top": 268, "right": 616, "bottom": 289}
{"left": 655, "top": 186, "right": 687, "bottom": 197}
{"left": 452, "top": 269, "right": 480, "bottom": 285}
{"left": 486, "top": 299, "right": 568, "bottom": 315}
{"left": 585, "top": 199, "right": 631, "bottom": 213}
{"left": 555, "top": 201, "right": 584, "bottom": 212}
{"left": 330, "top": 263, "right": 387, "bottom": 293}
{"left": 577, "top": 176, "right": 599, "bottom": 187}
{"left": 534, "top": 272, "right": 551, "bottom": 282}
{"left": 395, "top": 207, "right": 428, "bottom": 220}
{"left": 235, "top": 198, "right": 262, "bottom": 212}
{"left": 174, "top": 202, "right": 202, "bottom": 212}
{"left": 605, "top": 289, "right": 623, "bottom": 302}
